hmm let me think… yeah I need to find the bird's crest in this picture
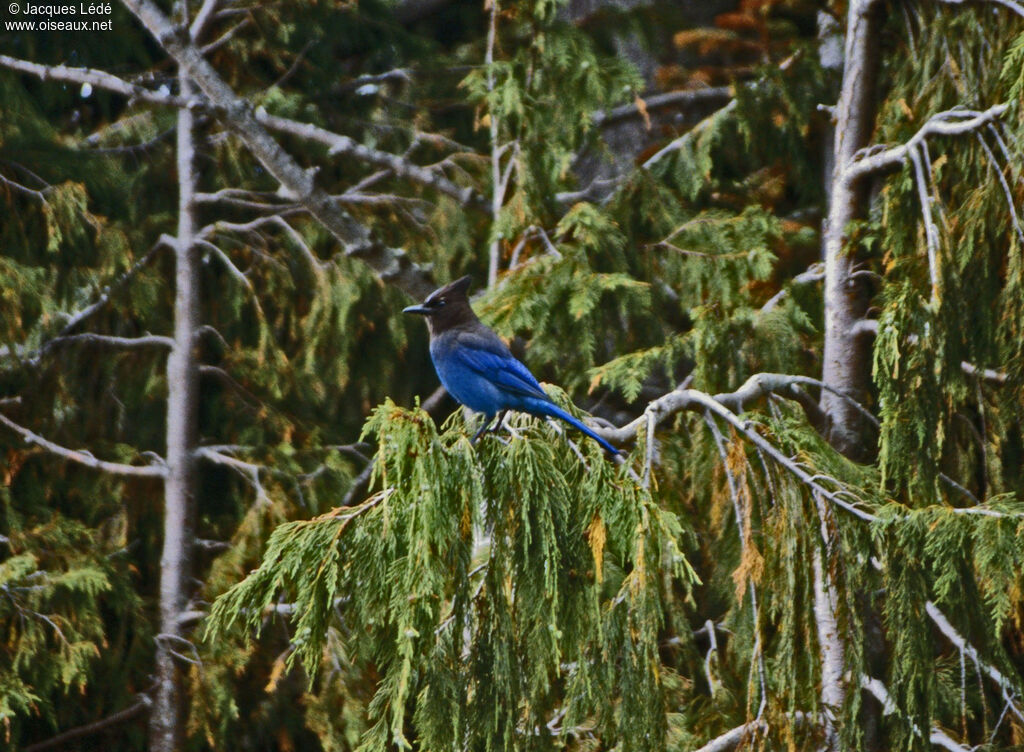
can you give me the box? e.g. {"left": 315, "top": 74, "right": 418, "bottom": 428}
{"left": 426, "top": 275, "right": 472, "bottom": 304}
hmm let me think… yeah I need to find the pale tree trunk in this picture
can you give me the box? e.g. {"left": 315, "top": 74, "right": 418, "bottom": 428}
{"left": 820, "top": 0, "right": 880, "bottom": 462}
{"left": 485, "top": 0, "right": 503, "bottom": 288}
{"left": 814, "top": 3, "right": 881, "bottom": 747}
{"left": 149, "top": 72, "right": 200, "bottom": 752}
{"left": 813, "top": 541, "right": 844, "bottom": 749}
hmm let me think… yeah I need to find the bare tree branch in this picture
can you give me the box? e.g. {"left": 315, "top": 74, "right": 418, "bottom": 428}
{"left": 960, "top": 360, "right": 1007, "bottom": 385}
{"left": 687, "top": 713, "right": 811, "bottom": 752}
{"left": 593, "top": 86, "right": 733, "bottom": 127}
{"left": 23, "top": 696, "right": 152, "bottom": 752}
{"left": 712, "top": 372, "right": 879, "bottom": 429}
{"left": 0, "top": 50, "right": 485, "bottom": 218}
{"left": 200, "top": 18, "right": 251, "bottom": 56}
{"left": 257, "top": 113, "right": 485, "bottom": 210}
{"left": 843, "top": 105, "right": 1008, "bottom": 183}
{"left": 195, "top": 239, "right": 256, "bottom": 294}
{"left": 60, "top": 240, "right": 171, "bottom": 335}
{"left": 690, "top": 721, "right": 765, "bottom": 752}
{"left": 909, "top": 145, "right": 941, "bottom": 302}
{"left": 759, "top": 262, "right": 825, "bottom": 313}
{"left": 861, "top": 675, "right": 969, "bottom": 751}
{"left": 336, "top": 68, "right": 414, "bottom": 93}
{"left": 40, "top": 333, "right": 175, "bottom": 351}
{"left": 640, "top": 100, "right": 738, "bottom": 171}
{"left": 0, "top": 411, "right": 166, "bottom": 478}
{"left": 0, "top": 53, "right": 202, "bottom": 109}
{"left": 0, "top": 171, "right": 49, "bottom": 202}
{"left": 598, "top": 383, "right": 878, "bottom": 521}
{"left": 118, "top": 0, "right": 438, "bottom": 300}
{"left": 925, "top": 602, "right": 1024, "bottom": 726}
{"left": 195, "top": 447, "right": 269, "bottom": 504}
{"left": 194, "top": 187, "right": 298, "bottom": 212}
{"left": 0, "top": 240, "right": 171, "bottom": 368}
{"left": 188, "top": 0, "right": 221, "bottom": 41}
{"left": 975, "top": 132, "right": 1024, "bottom": 246}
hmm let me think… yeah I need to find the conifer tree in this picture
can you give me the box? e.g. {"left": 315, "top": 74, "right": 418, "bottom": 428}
{"left": 2, "top": 0, "right": 1024, "bottom": 750}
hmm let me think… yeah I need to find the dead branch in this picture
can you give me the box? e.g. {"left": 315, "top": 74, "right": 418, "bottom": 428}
{"left": 188, "top": 0, "right": 221, "bottom": 41}
{"left": 861, "top": 675, "right": 969, "bottom": 751}
{"left": 0, "top": 48, "right": 486, "bottom": 221}
{"left": 195, "top": 447, "right": 269, "bottom": 505}
{"left": 200, "top": 17, "right": 250, "bottom": 55}
{"left": 960, "top": 361, "right": 1007, "bottom": 385}
{"left": 0, "top": 171, "right": 49, "bottom": 202}
{"left": 713, "top": 372, "right": 879, "bottom": 429}
{"left": 60, "top": 240, "right": 171, "bottom": 335}
{"left": 119, "top": 0, "right": 437, "bottom": 300}
{"left": 690, "top": 721, "right": 766, "bottom": 752}
{"left": 843, "top": 105, "right": 1008, "bottom": 183}
{"left": 759, "top": 262, "right": 825, "bottom": 313}
{"left": 0, "top": 53, "right": 202, "bottom": 110}
{"left": 256, "top": 113, "right": 485, "bottom": 211}
{"left": 975, "top": 132, "right": 1024, "bottom": 246}
{"left": 641, "top": 100, "right": 738, "bottom": 171}
{"left": 594, "top": 86, "right": 733, "bottom": 127}
{"left": 40, "top": 333, "right": 175, "bottom": 351}
{"left": 0, "top": 411, "right": 166, "bottom": 478}
{"left": 597, "top": 383, "right": 877, "bottom": 521}
{"left": 687, "top": 713, "right": 811, "bottom": 752}
{"left": 925, "top": 602, "right": 1024, "bottom": 726}
{"left": 23, "top": 696, "right": 152, "bottom": 752}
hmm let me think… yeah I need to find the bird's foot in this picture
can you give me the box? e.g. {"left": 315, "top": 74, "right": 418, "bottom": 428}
{"left": 471, "top": 413, "right": 500, "bottom": 444}
{"left": 495, "top": 411, "right": 523, "bottom": 440}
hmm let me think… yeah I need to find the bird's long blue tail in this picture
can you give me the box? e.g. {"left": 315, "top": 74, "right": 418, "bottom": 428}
{"left": 529, "top": 400, "right": 621, "bottom": 457}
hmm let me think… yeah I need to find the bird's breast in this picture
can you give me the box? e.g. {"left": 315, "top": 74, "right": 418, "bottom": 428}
{"left": 429, "top": 337, "right": 505, "bottom": 416}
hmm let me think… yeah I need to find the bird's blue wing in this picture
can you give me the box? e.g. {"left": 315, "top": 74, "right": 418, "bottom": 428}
{"left": 447, "top": 333, "right": 550, "bottom": 401}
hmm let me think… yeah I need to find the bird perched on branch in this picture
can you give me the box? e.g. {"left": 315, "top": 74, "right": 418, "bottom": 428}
{"left": 404, "top": 276, "right": 620, "bottom": 456}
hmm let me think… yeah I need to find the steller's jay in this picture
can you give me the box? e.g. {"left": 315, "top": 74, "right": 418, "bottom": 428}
{"left": 404, "top": 276, "right": 620, "bottom": 456}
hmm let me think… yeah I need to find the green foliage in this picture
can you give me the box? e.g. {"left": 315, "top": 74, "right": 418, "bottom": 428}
{"left": 589, "top": 335, "right": 688, "bottom": 402}
{"left": 207, "top": 402, "right": 697, "bottom": 751}
{"left": 871, "top": 6, "right": 1024, "bottom": 505}
{"left": 0, "top": 517, "right": 119, "bottom": 739}
{"left": 462, "top": 12, "right": 641, "bottom": 236}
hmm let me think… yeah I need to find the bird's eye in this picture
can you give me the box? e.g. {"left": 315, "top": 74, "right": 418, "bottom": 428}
{"left": 436, "top": 298, "right": 447, "bottom": 307}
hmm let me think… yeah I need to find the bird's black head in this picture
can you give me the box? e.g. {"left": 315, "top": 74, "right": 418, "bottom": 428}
{"left": 403, "top": 275, "right": 479, "bottom": 335}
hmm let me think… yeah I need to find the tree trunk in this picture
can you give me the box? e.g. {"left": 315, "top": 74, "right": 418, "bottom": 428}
{"left": 813, "top": 543, "right": 844, "bottom": 749}
{"left": 819, "top": 0, "right": 880, "bottom": 462}
{"left": 149, "top": 72, "right": 200, "bottom": 752}
{"left": 813, "top": 6, "right": 881, "bottom": 746}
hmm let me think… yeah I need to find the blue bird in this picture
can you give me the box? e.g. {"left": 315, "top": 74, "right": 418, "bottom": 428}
{"left": 404, "top": 276, "right": 620, "bottom": 456}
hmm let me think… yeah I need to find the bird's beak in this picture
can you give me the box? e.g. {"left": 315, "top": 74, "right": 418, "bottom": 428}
{"left": 403, "top": 304, "right": 430, "bottom": 315}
